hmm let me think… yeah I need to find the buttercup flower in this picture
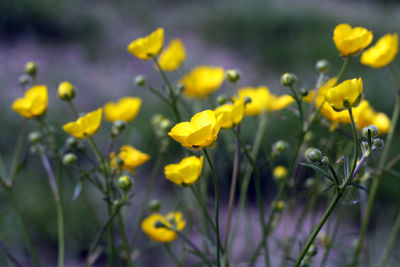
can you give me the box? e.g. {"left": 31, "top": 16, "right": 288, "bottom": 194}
{"left": 168, "top": 110, "right": 223, "bottom": 149}
{"left": 236, "top": 86, "right": 294, "bottom": 116}
{"left": 164, "top": 156, "right": 204, "bottom": 186}
{"left": 111, "top": 145, "right": 150, "bottom": 173}
{"left": 214, "top": 99, "right": 245, "bottom": 128}
{"left": 333, "top": 24, "right": 373, "bottom": 57}
{"left": 158, "top": 38, "right": 186, "bottom": 71}
{"left": 63, "top": 108, "right": 103, "bottom": 139}
{"left": 353, "top": 100, "right": 390, "bottom": 134}
{"left": 361, "top": 33, "right": 399, "bottom": 68}
{"left": 141, "top": 212, "right": 186, "bottom": 243}
{"left": 180, "top": 66, "right": 225, "bottom": 98}
{"left": 104, "top": 97, "right": 142, "bottom": 122}
{"left": 58, "top": 81, "right": 75, "bottom": 101}
{"left": 127, "top": 28, "right": 164, "bottom": 60}
{"left": 325, "top": 78, "right": 363, "bottom": 111}
{"left": 12, "top": 85, "right": 48, "bottom": 118}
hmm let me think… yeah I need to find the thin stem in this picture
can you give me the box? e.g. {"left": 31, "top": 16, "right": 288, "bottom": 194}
{"left": 8, "top": 121, "right": 26, "bottom": 186}
{"left": 177, "top": 231, "right": 214, "bottom": 265}
{"left": 117, "top": 213, "right": 133, "bottom": 267}
{"left": 164, "top": 244, "right": 184, "bottom": 267}
{"left": 190, "top": 186, "right": 217, "bottom": 233}
{"left": 202, "top": 148, "right": 221, "bottom": 267}
{"left": 147, "top": 85, "right": 171, "bottom": 105}
{"left": 336, "top": 57, "right": 350, "bottom": 85}
{"left": 0, "top": 239, "right": 23, "bottom": 267}
{"left": 347, "top": 108, "right": 359, "bottom": 181}
{"left": 377, "top": 212, "right": 400, "bottom": 267}
{"left": 67, "top": 100, "right": 79, "bottom": 118}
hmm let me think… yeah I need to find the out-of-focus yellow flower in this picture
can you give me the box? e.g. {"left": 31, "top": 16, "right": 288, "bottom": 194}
{"left": 273, "top": 166, "right": 288, "bottom": 181}
{"left": 141, "top": 212, "right": 185, "bottom": 243}
{"left": 353, "top": 100, "right": 390, "bottom": 134}
{"left": 62, "top": 108, "right": 103, "bottom": 139}
{"left": 104, "top": 97, "right": 142, "bottom": 122}
{"left": 127, "top": 28, "right": 164, "bottom": 60}
{"left": 236, "top": 86, "right": 294, "bottom": 116}
{"left": 325, "top": 78, "right": 363, "bottom": 111}
{"left": 58, "top": 81, "right": 75, "bottom": 101}
{"left": 214, "top": 99, "right": 245, "bottom": 128}
{"left": 303, "top": 77, "right": 338, "bottom": 104}
{"left": 158, "top": 39, "right": 186, "bottom": 71}
{"left": 180, "top": 66, "right": 225, "bottom": 98}
{"left": 333, "top": 24, "right": 373, "bottom": 57}
{"left": 164, "top": 156, "right": 204, "bottom": 186}
{"left": 12, "top": 85, "right": 48, "bottom": 118}
{"left": 168, "top": 110, "right": 223, "bottom": 149}
{"left": 361, "top": 33, "right": 399, "bottom": 68}
{"left": 111, "top": 145, "right": 150, "bottom": 173}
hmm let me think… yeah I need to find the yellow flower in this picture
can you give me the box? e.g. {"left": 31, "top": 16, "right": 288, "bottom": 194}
{"left": 333, "top": 24, "right": 373, "bottom": 57}
{"left": 180, "top": 66, "right": 225, "bottom": 98}
{"left": 141, "top": 212, "right": 185, "bottom": 243}
{"left": 127, "top": 28, "right": 164, "bottom": 60}
{"left": 104, "top": 97, "right": 142, "bottom": 122}
{"left": 303, "top": 77, "right": 338, "bottom": 104}
{"left": 236, "top": 86, "right": 294, "bottom": 116}
{"left": 361, "top": 33, "right": 399, "bottom": 68}
{"left": 273, "top": 166, "right": 288, "bottom": 181}
{"left": 214, "top": 99, "right": 245, "bottom": 128}
{"left": 62, "top": 108, "right": 103, "bottom": 139}
{"left": 164, "top": 156, "right": 204, "bottom": 186}
{"left": 325, "top": 78, "right": 363, "bottom": 111}
{"left": 111, "top": 145, "right": 150, "bottom": 173}
{"left": 158, "top": 38, "right": 186, "bottom": 71}
{"left": 353, "top": 100, "right": 390, "bottom": 135}
{"left": 168, "top": 110, "right": 223, "bottom": 149}
{"left": 58, "top": 81, "right": 75, "bottom": 101}
{"left": 12, "top": 85, "right": 48, "bottom": 118}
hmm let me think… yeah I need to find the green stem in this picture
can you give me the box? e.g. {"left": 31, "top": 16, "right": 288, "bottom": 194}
{"left": 8, "top": 121, "right": 26, "bottom": 186}
{"left": 177, "top": 231, "right": 214, "bottom": 265}
{"left": 378, "top": 212, "right": 400, "bottom": 267}
{"left": 164, "top": 244, "right": 184, "bottom": 267}
{"left": 336, "top": 57, "right": 350, "bottom": 85}
{"left": 190, "top": 186, "right": 217, "bottom": 233}
{"left": 202, "top": 148, "right": 221, "bottom": 267}
{"left": 347, "top": 108, "right": 359, "bottom": 181}
{"left": 117, "top": 213, "right": 133, "bottom": 267}
{"left": 147, "top": 85, "right": 171, "bottom": 105}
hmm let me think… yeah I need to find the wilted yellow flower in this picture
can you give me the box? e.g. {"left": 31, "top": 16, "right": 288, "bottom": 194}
{"left": 333, "top": 24, "right": 373, "bottom": 57}
{"left": 361, "top": 33, "right": 399, "bottom": 68}
{"left": 127, "top": 28, "right": 164, "bottom": 60}
{"left": 104, "top": 97, "right": 142, "bottom": 122}
{"left": 180, "top": 66, "right": 225, "bottom": 98}
{"left": 236, "top": 86, "right": 294, "bottom": 116}
{"left": 273, "top": 166, "right": 288, "bottom": 180}
{"left": 164, "top": 156, "right": 204, "bottom": 186}
{"left": 111, "top": 145, "right": 150, "bottom": 173}
{"left": 168, "top": 110, "right": 223, "bottom": 149}
{"left": 62, "top": 108, "right": 103, "bottom": 139}
{"left": 58, "top": 81, "right": 75, "bottom": 101}
{"left": 12, "top": 85, "right": 48, "bottom": 118}
{"left": 353, "top": 100, "right": 390, "bottom": 135}
{"left": 141, "top": 212, "right": 186, "bottom": 243}
{"left": 214, "top": 99, "right": 245, "bottom": 128}
{"left": 325, "top": 78, "right": 363, "bottom": 111}
{"left": 158, "top": 39, "right": 186, "bottom": 71}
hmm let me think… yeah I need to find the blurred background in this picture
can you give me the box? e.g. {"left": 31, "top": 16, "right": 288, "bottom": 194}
{"left": 0, "top": 0, "right": 400, "bottom": 266}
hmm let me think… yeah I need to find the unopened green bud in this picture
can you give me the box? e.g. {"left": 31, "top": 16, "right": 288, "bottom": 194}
{"left": 304, "top": 132, "right": 314, "bottom": 143}
{"left": 281, "top": 73, "right": 297, "bottom": 87}
{"left": 159, "top": 118, "right": 172, "bottom": 131}
{"left": 117, "top": 175, "right": 132, "bottom": 191}
{"left": 362, "top": 125, "right": 379, "bottom": 139}
{"left": 25, "top": 61, "right": 38, "bottom": 76}
{"left": 19, "top": 75, "right": 30, "bottom": 86}
{"left": 307, "top": 244, "right": 318, "bottom": 257}
{"left": 226, "top": 69, "right": 241, "bottom": 83}
{"left": 275, "top": 140, "right": 288, "bottom": 152}
{"left": 244, "top": 96, "right": 252, "bottom": 105}
{"left": 177, "top": 83, "right": 185, "bottom": 93}
{"left": 116, "top": 157, "right": 124, "bottom": 167}
{"left": 321, "top": 156, "right": 329, "bottom": 166}
{"left": 114, "top": 120, "right": 126, "bottom": 131}
{"left": 217, "top": 95, "right": 228, "bottom": 105}
{"left": 66, "top": 136, "right": 78, "bottom": 148}
{"left": 300, "top": 88, "right": 309, "bottom": 97}
{"left": 151, "top": 114, "right": 165, "bottom": 127}
{"left": 372, "top": 138, "right": 384, "bottom": 150}
{"left": 305, "top": 178, "right": 315, "bottom": 189}
{"left": 305, "top": 148, "right": 323, "bottom": 163}
{"left": 63, "top": 153, "right": 77, "bottom": 165}
{"left": 135, "top": 75, "right": 146, "bottom": 86}
{"left": 315, "top": 59, "right": 329, "bottom": 73}
{"left": 149, "top": 199, "right": 162, "bottom": 212}
{"left": 28, "top": 131, "right": 42, "bottom": 143}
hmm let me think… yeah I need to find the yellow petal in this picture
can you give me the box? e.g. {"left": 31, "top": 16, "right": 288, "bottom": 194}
{"left": 333, "top": 23, "right": 373, "bottom": 57}
{"left": 127, "top": 28, "right": 164, "bottom": 60}
{"left": 181, "top": 66, "right": 225, "bottom": 98}
{"left": 361, "top": 33, "right": 399, "bottom": 68}
{"left": 158, "top": 38, "right": 186, "bottom": 71}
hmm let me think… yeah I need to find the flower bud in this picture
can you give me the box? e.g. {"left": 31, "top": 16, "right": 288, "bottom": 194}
{"left": 149, "top": 199, "right": 162, "bottom": 212}
{"left": 273, "top": 166, "right": 288, "bottom": 181}
{"left": 159, "top": 118, "right": 172, "bottom": 131}
{"left": 274, "top": 140, "right": 288, "bottom": 152}
{"left": 318, "top": 232, "right": 332, "bottom": 247}
{"left": 135, "top": 75, "right": 146, "bottom": 86}
{"left": 58, "top": 81, "right": 75, "bottom": 101}
{"left": 281, "top": 73, "right": 297, "bottom": 87}
{"left": 28, "top": 131, "right": 42, "bottom": 144}
{"left": 300, "top": 88, "right": 309, "bottom": 97}
{"left": 177, "top": 83, "right": 185, "bottom": 93}
{"left": 217, "top": 95, "right": 228, "bottom": 105}
{"left": 305, "top": 178, "right": 315, "bottom": 189}
{"left": 151, "top": 114, "right": 165, "bottom": 127}
{"left": 272, "top": 200, "right": 284, "bottom": 212}
{"left": 19, "top": 75, "right": 30, "bottom": 86}
{"left": 116, "top": 157, "right": 124, "bottom": 167}
{"left": 24, "top": 61, "right": 38, "bottom": 76}
{"left": 114, "top": 120, "right": 126, "bottom": 131}
{"left": 372, "top": 138, "right": 384, "bottom": 150}
{"left": 362, "top": 125, "right": 379, "bottom": 139}
{"left": 243, "top": 96, "right": 252, "bottom": 105}
{"left": 315, "top": 59, "right": 330, "bottom": 73}
{"left": 307, "top": 244, "right": 318, "bottom": 257}
{"left": 226, "top": 69, "right": 241, "bottom": 83}
{"left": 117, "top": 175, "right": 132, "bottom": 191}
{"left": 321, "top": 156, "right": 329, "bottom": 166}
{"left": 305, "top": 148, "right": 323, "bottom": 163}
{"left": 63, "top": 153, "right": 77, "bottom": 165}
{"left": 66, "top": 136, "right": 79, "bottom": 148}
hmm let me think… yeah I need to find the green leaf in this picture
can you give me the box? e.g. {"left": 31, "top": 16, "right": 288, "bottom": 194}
{"left": 0, "top": 153, "right": 7, "bottom": 179}
{"left": 349, "top": 182, "right": 369, "bottom": 194}
{"left": 343, "top": 155, "right": 349, "bottom": 179}
{"left": 300, "top": 162, "right": 335, "bottom": 183}
{"left": 323, "top": 184, "right": 335, "bottom": 192}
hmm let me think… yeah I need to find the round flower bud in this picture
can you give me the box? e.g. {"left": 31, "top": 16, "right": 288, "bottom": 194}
{"left": 63, "top": 153, "right": 77, "bottom": 166}
{"left": 300, "top": 88, "right": 309, "bottom": 97}
{"left": 135, "top": 75, "right": 146, "bottom": 86}
{"left": 372, "top": 138, "right": 384, "bottom": 150}
{"left": 305, "top": 178, "right": 315, "bottom": 189}
{"left": 281, "top": 73, "right": 297, "bottom": 87}
{"left": 151, "top": 114, "right": 165, "bottom": 127}
{"left": 66, "top": 136, "right": 79, "bottom": 148}
{"left": 24, "top": 61, "right": 38, "bottom": 76}
{"left": 19, "top": 75, "right": 30, "bottom": 86}
{"left": 177, "top": 83, "right": 185, "bottom": 93}
{"left": 306, "top": 148, "right": 323, "bottom": 163}
{"left": 114, "top": 120, "right": 126, "bottom": 131}
{"left": 159, "top": 118, "right": 172, "bottom": 131}
{"left": 117, "top": 175, "right": 132, "bottom": 191}
{"left": 272, "top": 200, "right": 284, "bottom": 212}
{"left": 318, "top": 232, "right": 332, "bottom": 247}
{"left": 149, "top": 199, "right": 162, "bottom": 212}
{"left": 307, "top": 244, "right": 318, "bottom": 257}
{"left": 321, "top": 156, "right": 329, "bottom": 166}
{"left": 362, "top": 125, "right": 379, "bottom": 139}
{"left": 273, "top": 166, "right": 288, "bottom": 181}
{"left": 217, "top": 95, "right": 228, "bottom": 105}
{"left": 315, "top": 59, "right": 330, "bottom": 73}
{"left": 116, "top": 157, "right": 124, "bottom": 167}
{"left": 275, "top": 140, "right": 288, "bottom": 152}
{"left": 58, "top": 81, "right": 75, "bottom": 101}
{"left": 226, "top": 69, "right": 241, "bottom": 83}
{"left": 28, "top": 131, "right": 42, "bottom": 144}
{"left": 243, "top": 96, "right": 252, "bottom": 105}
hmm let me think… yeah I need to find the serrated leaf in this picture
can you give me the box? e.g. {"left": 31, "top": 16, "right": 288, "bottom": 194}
{"left": 72, "top": 179, "right": 85, "bottom": 201}
{"left": 349, "top": 183, "right": 369, "bottom": 194}
{"left": 300, "top": 162, "right": 335, "bottom": 183}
